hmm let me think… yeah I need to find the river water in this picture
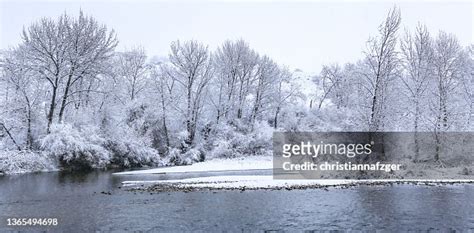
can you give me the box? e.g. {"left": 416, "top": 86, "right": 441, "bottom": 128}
{"left": 1, "top": 170, "right": 473, "bottom": 232}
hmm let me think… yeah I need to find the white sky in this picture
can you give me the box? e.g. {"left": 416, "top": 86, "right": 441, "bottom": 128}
{"left": 0, "top": 0, "right": 472, "bottom": 72}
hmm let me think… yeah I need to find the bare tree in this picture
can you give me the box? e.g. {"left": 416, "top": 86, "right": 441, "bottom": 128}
{"left": 400, "top": 23, "right": 434, "bottom": 161}
{"left": 364, "top": 7, "right": 401, "bottom": 132}
{"left": 213, "top": 40, "right": 241, "bottom": 122}
{"left": 432, "top": 31, "right": 464, "bottom": 133}
{"left": 21, "top": 11, "right": 117, "bottom": 131}
{"left": 461, "top": 45, "right": 474, "bottom": 129}
{"left": 430, "top": 32, "right": 465, "bottom": 162}
{"left": 115, "top": 47, "right": 149, "bottom": 101}
{"left": 251, "top": 56, "right": 279, "bottom": 125}
{"left": 0, "top": 48, "right": 40, "bottom": 149}
{"left": 167, "top": 40, "right": 213, "bottom": 147}
{"left": 272, "top": 67, "right": 300, "bottom": 129}
{"left": 317, "top": 64, "right": 346, "bottom": 109}
{"left": 213, "top": 40, "right": 259, "bottom": 121}
{"left": 57, "top": 11, "right": 117, "bottom": 122}
{"left": 151, "top": 62, "right": 175, "bottom": 151}
{"left": 21, "top": 14, "right": 69, "bottom": 132}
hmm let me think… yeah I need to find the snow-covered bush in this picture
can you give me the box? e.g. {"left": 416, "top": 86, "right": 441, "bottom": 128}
{"left": 40, "top": 123, "right": 163, "bottom": 170}
{"left": 206, "top": 121, "right": 273, "bottom": 159}
{"left": 249, "top": 120, "right": 273, "bottom": 149}
{"left": 283, "top": 106, "right": 362, "bottom": 132}
{"left": 0, "top": 150, "right": 56, "bottom": 174}
{"left": 165, "top": 147, "right": 203, "bottom": 165}
{"left": 106, "top": 139, "right": 163, "bottom": 168}
{"left": 182, "top": 148, "right": 204, "bottom": 164}
{"left": 103, "top": 115, "right": 163, "bottom": 168}
{"left": 165, "top": 148, "right": 182, "bottom": 165}
{"left": 40, "top": 124, "right": 110, "bottom": 170}
{"left": 208, "top": 139, "right": 233, "bottom": 158}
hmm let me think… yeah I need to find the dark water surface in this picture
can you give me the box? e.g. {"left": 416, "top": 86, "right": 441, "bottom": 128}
{"left": 1, "top": 170, "right": 474, "bottom": 232}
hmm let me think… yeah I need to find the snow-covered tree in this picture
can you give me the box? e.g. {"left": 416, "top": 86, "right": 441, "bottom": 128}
{"left": 20, "top": 10, "right": 117, "bottom": 132}
{"left": 363, "top": 7, "right": 401, "bottom": 132}
{"left": 213, "top": 40, "right": 259, "bottom": 122}
{"left": 167, "top": 40, "right": 213, "bottom": 148}
{"left": 400, "top": 24, "right": 434, "bottom": 160}
{"left": 431, "top": 31, "right": 465, "bottom": 133}
{"left": 317, "top": 64, "right": 347, "bottom": 109}
{"left": 271, "top": 67, "right": 301, "bottom": 129}
{"left": 0, "top": 47, "right": 42, "bottom": 149}
{"left": 114, "top": 47, "right": 149, "bottom": 101}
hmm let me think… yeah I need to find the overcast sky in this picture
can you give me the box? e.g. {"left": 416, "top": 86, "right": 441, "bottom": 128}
{"left": 0, "top": 0, "right": 472, "bottom": 72}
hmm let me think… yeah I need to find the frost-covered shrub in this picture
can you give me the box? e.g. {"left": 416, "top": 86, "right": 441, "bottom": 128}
{"left": 283, "top": 106, "right": 361, "bottom": 132}
{"left": 0, "top": 150, "right": 56, "bottom": 174}
{"left": 106, "top": 139, "right": 162, "bottom": 168}
{"left": 165, "top": 148, "right": 182, "bottom": 165}
{"left": 40, "top": 124, "right": 110, "bottom": 170}
{"left": 165, "top": 147, "right": 203, "bottom": 165}
{"left": 125, "top": 102, "right": 149, "bottom": 134}
{"left": 182, "top": 148, "right": 204, "bottom": 164}
{"left": 100, "top": 102, "right": 164, "bottom": 168}
{"left": 248, "top": 121, "right": 273, "bottom": 150}
{"left": 103, "top": 116, "right": 163, "bottom": 168}
{"left": 206, "top": 121, "right": 273, "bottom": 159}
{"left": 208, "top": 139, "right": 233, "bottom": 158}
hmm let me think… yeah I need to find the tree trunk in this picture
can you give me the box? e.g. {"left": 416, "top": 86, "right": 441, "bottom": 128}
{"left": 434, "top": 132, "right": 441, "bottom": 161}
{"left": 160, "top": 93, "right": 170, "bottom": 149}
{"left": 274, "top": 106, "right": 280, "bottom": 129}
{"left": 413, "top": 100, "right": 420, "bottom": 162}
{"left": 185, "top": 81, "right": 194, "bottom": 147}
{"left": 46, "top": 87, "right": 57, "bottom": 133}
{"left": 237, "top": 81, "right": 245, "bottom": 119}
{"left": 26, "top": 105, "right": 33, "bottom": 150}
{"left": 58, "top": 73, "right": 74, "bottom": 123}
{"left": 1, "top": 123, "right": 21, "bottom": 151}
{"left": 370, "top": 90, "right": 379, "bottom": 131}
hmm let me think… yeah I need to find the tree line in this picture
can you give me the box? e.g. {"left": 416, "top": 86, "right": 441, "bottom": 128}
{"left": 313, "top": 8, "right": 472, "bottom": 162}
{"left": 0, "top": 8, "right": 472, "bottom": 170}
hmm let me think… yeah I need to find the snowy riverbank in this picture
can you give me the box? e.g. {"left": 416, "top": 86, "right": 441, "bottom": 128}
{"left": 0, "top": 150, "right": 58, "bottom": 175}
{"left": 115, "top": 156, "right": 474, "bottom": 191}
{"left": 123, "top": 176, "right": 474, "bottom": 192}
{"left": 114, "top": 156, "right": 273, "bottom": 175}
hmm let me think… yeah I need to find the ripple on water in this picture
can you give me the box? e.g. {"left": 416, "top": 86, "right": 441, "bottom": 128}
{"left": 0, "top": 171, "right": 474, "bottom": 231}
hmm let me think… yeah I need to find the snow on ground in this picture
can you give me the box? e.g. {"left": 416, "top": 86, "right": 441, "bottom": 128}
{"left": 122, "top": 175, "right": 354, "bottom": 189}
{"left": 116, "top": 155, "right": 474, "bottom": 190}
{"left": 122, "top": 175, "right": 474, "bottom": 190}
{"left": 0, "top": 150, "right": 58, "bottom": 175}
{"left": 114, "top": 156, "right": 272, "bottom": 175}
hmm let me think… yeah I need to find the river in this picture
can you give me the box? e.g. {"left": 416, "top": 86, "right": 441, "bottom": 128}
{"left": 1, "top": 170, "right": 474, "bottom": 232}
